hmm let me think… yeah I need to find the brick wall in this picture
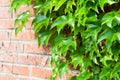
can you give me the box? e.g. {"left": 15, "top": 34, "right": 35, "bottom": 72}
{"left": 0, "top": 0, "right": 52, "bottom": 80}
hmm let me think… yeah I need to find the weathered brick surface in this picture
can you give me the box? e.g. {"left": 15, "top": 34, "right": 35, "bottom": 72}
{"left": 3, "top": 64, "right": 13, "bottom": 73}
{"left": 0, "top": 53, "right": 17, "bottom": 63}
{"left": 0, "top": 19, "right": 14, "bottom": 29}
{"left": 0, "top": 63, "right": 2, "bottom": 72}
{"left": 0, "top": 31, "right": 9, "bottom": 40}
{"left": 11, "top": 30, "right": 36, "bottom": 41}
{"left": 0, "top": 1, "right": 52, "bottom": 80}
{"left": 0, "top": 7, "right": 12, "bottom": 19}
{"left": 13, "top": 65, "right": 30, "bottom": 76}
{"left": 32, "top": 67, "right": 52, "bottom": 79}
{"left": 0, "top": 74, "right": 16, "bottom": 80}
{"left": 0, "top": 0, "right": 10, "bottom": 7}
{"left": 25, "top": 43, "right": 51, "bottom": 54}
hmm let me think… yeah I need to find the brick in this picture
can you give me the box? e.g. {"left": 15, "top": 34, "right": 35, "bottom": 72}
{"left": 16, "top": 43, "right": 24, "bottom": 52}
{"left": 14, "top": 6, "right": 35, "bottom": 17}
{"left": 3, "top": 64, "right": 13, "bottom": 73}
{"left": 0, "top": 31, "right": 8, "bottom": 40}
{"left": 0, "top": 53, "right": 17, "bottom": 63}
{"left": 25, "top": 44, "right": 44, "bottom": 54}
{"left": 25, "top": 44, "right": 51, "bottom": 54}
{"left": 13, "top": 65, "right": 30, "bottom": 76}
{"left": 0, "top": 63, "right": 3, "bottom": 72}
{"left": 18, "top": 77, "right": 46, "bottom": 80}
{"left": 0, "top": 19, "right": 14, "bottom": 29}
{"left": 11, "top": 30, "right": 36, "bottom": 41}
{"left": 0, "top": 74, "right": 16, "bottom": 80}
{"left": 18, "top": 77, "right": 30, "bottom": 80}
{"left": 18, "top": 55, "right": 36, "bottom": 65}
{"left": 18, "top": 54, "right": 50, "bottom": 66}
{"left": 31, "top": 78, "right": 46, "bottom": 80}
{"left": 35, "top": 56, "right": 49, "bottom": 66}
{"left": 32, "top": 67, "right": 52, "bottom": 79}
{"left": 0, "top": 7, "right": 12, "bottom": 19}
{"left": 0, "top": 42, "right": 16, "bottom": 52}
{"left": 0, "top": 0, "right": 11, "bottom": 7}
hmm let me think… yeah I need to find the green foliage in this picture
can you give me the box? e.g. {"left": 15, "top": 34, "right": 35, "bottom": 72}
{"left": 10, "top": 0, "right": 120, "bottom": 80}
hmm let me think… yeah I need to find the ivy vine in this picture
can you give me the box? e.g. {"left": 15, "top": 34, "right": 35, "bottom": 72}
{"left": 10, "top": 0, "right": 120, "bottom": 80}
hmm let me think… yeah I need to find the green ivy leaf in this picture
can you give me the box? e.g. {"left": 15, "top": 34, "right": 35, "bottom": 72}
{"left": 71, "top": 54, "right": 83, "bottom": 68}
{"left": 38, "top": 28, "right": 54, "bottom": 46}
{"left": 58, "top": 62, "right": 69, "bottom": 77}
{"left": 102, "top": 11, "right": 120, "bottom": 28}
{"left": 100, "top": 65, "right": 111, "bottom": 79}
{"left": 52, "top": 16, "right": 67, "bottom": 33}
{"left": 15, "top": 10, "right": 31, "bottom": 35}
{"left": 77, "top": 71, "right": 93, "bottom": 80}
{"left": 65, "top": 0, "right": 75, "bottom": 13}
{"left": 52, "top": 14, "right": 75, "bottom": 33}
{"left": 100, "top": 54, "right": 113, "bottom": 66}
{"left": 33, "top": 14, "right": 49, "bottom": 33}
{"left": 54, "top": 0, "right": 66, "bottom": 11}
{"left": 60, "top": 37, "right": 76, "bottom": 56}
{"left": 110, "top": 62, "right": 120, "bottom": 78}
{"left": 101, "top": 11, "right": 115, "bottom": 28}
{"left": 10, "top": 0, "right": 32, "bottom": 12}
{"left": 99, "top": 0, "right": 117, "bottom": 10}
{"left": 69, "top": 76, "right": 77, "bottom": 80}
{"left": 98, "top": 28, "right": 113, "bottom": 43}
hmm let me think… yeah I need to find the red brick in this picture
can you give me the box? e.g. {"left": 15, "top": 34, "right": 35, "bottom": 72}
{"left": 0, "top": 74, "right": 16, "bottom": 80}
{"left": 3, "top": 64, "right": 13, "bottom": 73}
{"left": 18, "top": 54, "right": 50, "bottom": 66}
{"left": 18, "top": 55, "right": 36, "bottom": 65}
{"left": 25, "top": 44, "right": 51, "bottom": 54}
{"left": 11, "top": 30, "right": 36, "bottom": 41}
{"left": 35, "top": 56, "right": 49, "bottom": 66}
{"left": 0, "top": 7, "right": 12, "bottom": 19}
{"left": 13, "top": 65, "right": 30, "bottom": 76}
{"left": 18, "top": 77, "right": 30, "bottom": 80}
{"left": 0, "top": 42, "right": 16, "bottom": 52}
{"left": 0, "top": 0, "right": 11, "bottom": 7}
{"left": 0, "top": 19, "right": 14, "bottom": 29}
{"left": 0, "top": 31, "right": 8, "bottom": 40}
{"left": 0, "top": 53, "right": 17, "bottom": 63}
{"left": 16, "top": 43, "right": 24, "bottom": 52}
{"left": 0, "top": 63, "right": 3, "bottom": 72}
{"left": 31, "top": 78, "right": 46, "bottom": 80}
{"left": 32, "top": 67, "right": 52, "bottom": 79}
{"left": 25, "top": 44, "right": 44, "bottom": 54}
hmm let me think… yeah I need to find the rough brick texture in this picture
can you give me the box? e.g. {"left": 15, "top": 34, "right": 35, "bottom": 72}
{"left": 0, "top": 1, "right": 76, "bottom": 80}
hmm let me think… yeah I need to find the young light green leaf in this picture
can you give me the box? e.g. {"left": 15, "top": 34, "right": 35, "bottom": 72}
{"left": 54, "top": 0, "right": 66, "bottom": 11}
{"left": 71, "top": 54, "right": 83, "bottom": 68}
{"left": 99, "top": 0, "right": 117, "bottom": 10}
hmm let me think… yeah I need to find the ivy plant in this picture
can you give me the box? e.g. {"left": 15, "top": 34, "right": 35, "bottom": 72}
{"left": 10, "top": 0, "right": 120, "bottom": 80}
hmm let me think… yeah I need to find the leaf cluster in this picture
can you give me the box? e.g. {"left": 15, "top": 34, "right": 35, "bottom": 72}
{"left": 10, "top": 0, "right": 120, "bottom": 80}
